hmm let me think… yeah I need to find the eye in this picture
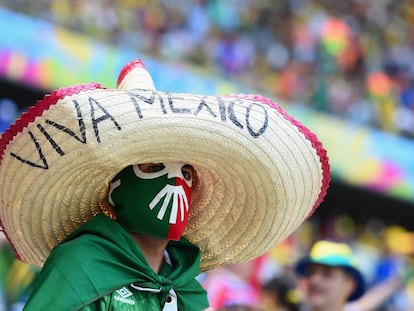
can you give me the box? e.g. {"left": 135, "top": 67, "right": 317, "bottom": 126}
{"left": 138, "top": 163, "right": 165, "bottom": 173}
{"left": 182, "top": 164, "right": 194, "bottom": 181}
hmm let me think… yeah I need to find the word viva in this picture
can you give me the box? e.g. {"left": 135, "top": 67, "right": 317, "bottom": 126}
{"left": 10, "top": 91, "right": 269, "bottom": 169}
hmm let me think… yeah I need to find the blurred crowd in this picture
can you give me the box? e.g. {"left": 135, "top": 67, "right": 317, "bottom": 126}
{"left": 2, "top": 0, "right": 414, "bottom": 137}
{"left": 198, "top": 214, "right": 414, "bottom": 310}
{"left": 1, "top": 1, "right": 414, "bottom": 310}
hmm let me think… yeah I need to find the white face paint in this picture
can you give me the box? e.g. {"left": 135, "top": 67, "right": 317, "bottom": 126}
{"left": 133, "top": 162, "right": 193, "bottom": 187}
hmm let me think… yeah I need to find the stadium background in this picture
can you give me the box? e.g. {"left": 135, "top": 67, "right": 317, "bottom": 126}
{"left": 1, "top": 0, "right": 414, "bottom": 309}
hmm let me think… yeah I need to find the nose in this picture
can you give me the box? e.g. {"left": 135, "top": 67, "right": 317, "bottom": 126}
{"left": 166, "top": 162, "right": 186, "bottom": 179}
{"left": 307, "top": 269, "right": 325, "bottom": 283}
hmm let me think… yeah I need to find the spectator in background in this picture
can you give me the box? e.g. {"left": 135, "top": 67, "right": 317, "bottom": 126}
{"left": 202, "top": 259, "right": 261, "bottom": 308}
{"left": 295, "top": 240, "right": 407, "bottom": 311}
{"left": 295, "top": 240, "right": 365, "bottom": 311}
{"left": 4, "top": 260, "right": 38, "bottom": 311}
{"left": 260, "top": 274, "right": 301, "bottom": 311}
{"left": 372, "top": 226, "right": 414, "bottom": 310}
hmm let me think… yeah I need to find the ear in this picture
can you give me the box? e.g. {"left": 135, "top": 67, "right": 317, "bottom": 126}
{"left": 344, "top": 275, "right": 357, "bottom": 300}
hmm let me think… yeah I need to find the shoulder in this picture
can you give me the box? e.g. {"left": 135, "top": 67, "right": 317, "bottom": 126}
{"left": 343, "top": 303, "right": 361, "bottom": 311}
{"left": 48, "top": 233, "right": 108, "bottom": 263}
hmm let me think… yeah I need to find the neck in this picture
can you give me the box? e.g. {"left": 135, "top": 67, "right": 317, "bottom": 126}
{"left": 130, "top": 232, "right": 169, "bottom": 273}
{"left": 312, "top": 303, "right": 345, "bottom": 311}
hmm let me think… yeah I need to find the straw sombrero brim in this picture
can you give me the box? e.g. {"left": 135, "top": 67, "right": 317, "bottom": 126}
{"left": 0, "top": 60, "right": 329, "bottom": 271}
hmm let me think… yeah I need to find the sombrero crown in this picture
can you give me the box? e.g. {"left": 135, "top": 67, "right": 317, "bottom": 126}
{"left": 0, "top": 60, "right": 330, "bottom": 271}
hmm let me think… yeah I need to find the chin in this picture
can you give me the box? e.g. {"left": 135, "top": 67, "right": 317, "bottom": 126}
{"left": 307, "top": 294, "right": 326, "bottom": 307}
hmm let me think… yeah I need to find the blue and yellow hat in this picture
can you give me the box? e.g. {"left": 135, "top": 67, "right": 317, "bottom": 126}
{"left": 295, "top": 240, "right": 365, "bottom": 301}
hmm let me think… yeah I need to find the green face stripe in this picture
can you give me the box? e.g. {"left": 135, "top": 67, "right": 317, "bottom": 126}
{"left": 109, "top": 165, "right": 183, "bottom": 239}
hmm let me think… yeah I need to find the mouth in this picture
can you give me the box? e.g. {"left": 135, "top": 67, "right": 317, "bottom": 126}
{"left": 308, "top": 285, "right": 324, "bottom": 298}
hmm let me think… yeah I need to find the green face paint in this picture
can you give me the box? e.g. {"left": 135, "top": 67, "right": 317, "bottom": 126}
{"left": 109, "top": 163, "right": 193, "bottom": 240}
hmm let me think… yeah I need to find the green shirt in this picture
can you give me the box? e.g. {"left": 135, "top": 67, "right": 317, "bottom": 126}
{"left": 79, "top": 285, "right": 178, "bottom": 311}
{"left": 23, "top": 214, "right": 208, "bottom": 311}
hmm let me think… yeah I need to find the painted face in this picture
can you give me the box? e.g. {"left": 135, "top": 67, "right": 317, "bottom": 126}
{"left": 108, "top": 162, "right": 194, "bottom": 240}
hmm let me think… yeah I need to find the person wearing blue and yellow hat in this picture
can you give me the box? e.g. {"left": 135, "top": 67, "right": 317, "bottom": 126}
{"left": 295, "top": 240, "right": 365, "bottom": 308}
{"left": 295, "top": 240, "right": 407, "bottom": 311}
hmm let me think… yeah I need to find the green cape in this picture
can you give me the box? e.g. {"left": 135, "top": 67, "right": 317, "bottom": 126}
{"left": 23, "top": 214, "right": 208, "bottom": 311}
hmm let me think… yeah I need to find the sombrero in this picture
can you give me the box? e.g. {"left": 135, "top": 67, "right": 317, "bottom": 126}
{"left": 0, "top": 60, "right": 330, "bottom": 271}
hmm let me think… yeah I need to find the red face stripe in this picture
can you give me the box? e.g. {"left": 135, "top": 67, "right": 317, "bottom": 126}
{"left": 165, "top": 177, "right": 192, "bottom": 240}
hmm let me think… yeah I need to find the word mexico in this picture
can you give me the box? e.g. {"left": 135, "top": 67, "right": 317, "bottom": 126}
{"left": 8, "top": 90, "right": 270, "bottom": 170}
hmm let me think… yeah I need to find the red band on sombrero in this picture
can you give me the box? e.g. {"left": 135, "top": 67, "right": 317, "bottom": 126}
{"left": 228, "top": 94, "right": 330, "bottom": 214}
{"left": 0, "top": 83, "right": 104, "bottom": 162}
{"left": 0, "top": 59, "right": 330, "bottom": 270}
